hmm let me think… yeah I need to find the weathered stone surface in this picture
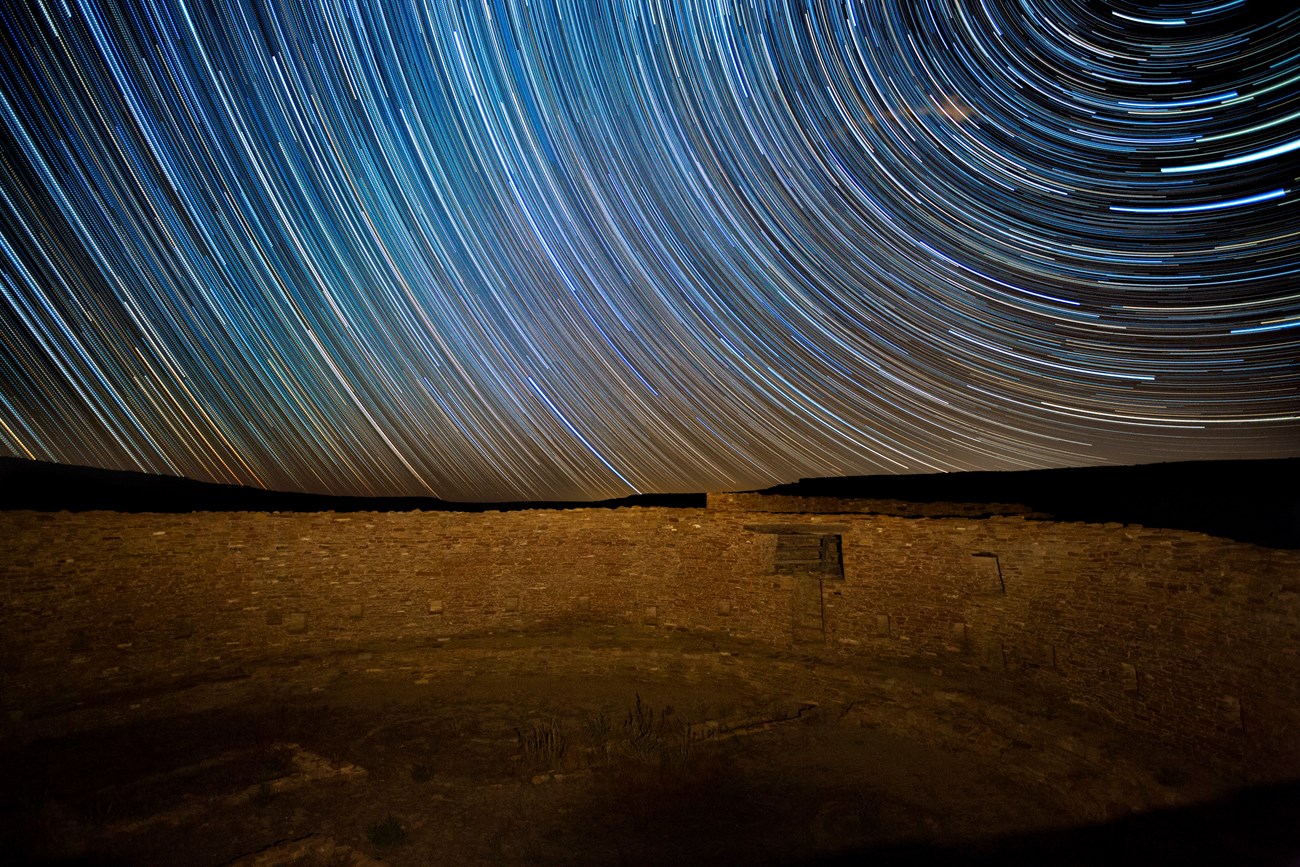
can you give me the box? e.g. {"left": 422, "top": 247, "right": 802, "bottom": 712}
{"left": 1, "top": 505, "right": 1297, "bottom": 780}
{"left": 1122, "top": 663, "right": 1139, "bottom": 694}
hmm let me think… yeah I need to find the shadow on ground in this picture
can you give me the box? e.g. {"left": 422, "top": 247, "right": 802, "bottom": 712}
{"left": 2, "top": 634, "right": 1296, "bottom": 866}
{"left": 797, "top": 779, "right": 1300, "bottom": 867}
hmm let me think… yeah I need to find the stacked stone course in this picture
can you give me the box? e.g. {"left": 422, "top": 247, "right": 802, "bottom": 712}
{"left": 1, "top": 503, "right": 1296, "bottom": 781}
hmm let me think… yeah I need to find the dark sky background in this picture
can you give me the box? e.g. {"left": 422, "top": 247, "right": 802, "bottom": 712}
{"left": 0, "top": 1, "right": 1297, "bottom": 502}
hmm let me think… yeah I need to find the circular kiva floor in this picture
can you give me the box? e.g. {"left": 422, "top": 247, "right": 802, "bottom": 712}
{"left": 3, "top": 629, "right": 1297, "bottom": 866}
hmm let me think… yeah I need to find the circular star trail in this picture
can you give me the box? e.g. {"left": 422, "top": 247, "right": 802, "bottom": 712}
{"left": 0, "top": 1, "right": 1297, "bottom": 501}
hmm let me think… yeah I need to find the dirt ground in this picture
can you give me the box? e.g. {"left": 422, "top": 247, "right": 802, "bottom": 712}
{"left": 3, "top": 628, "right": 1299, "bottom": 866}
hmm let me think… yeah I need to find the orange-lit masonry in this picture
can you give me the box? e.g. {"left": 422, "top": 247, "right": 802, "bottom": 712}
{"left": 2, "top": 497, "right": 1297, "bottom": 781}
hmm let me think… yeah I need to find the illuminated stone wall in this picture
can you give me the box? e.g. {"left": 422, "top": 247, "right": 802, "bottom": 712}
{"left": 1, "top": 505, "right": 1296, "bottom": 778}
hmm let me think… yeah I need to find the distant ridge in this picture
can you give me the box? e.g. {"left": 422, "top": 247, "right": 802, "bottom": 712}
{"left": 0, "top": 457, "right": 704, "bottom": 513}
{"left": 1, "top": 456, "right": 1296, "bottom": 548}
{"left": 764, "top": 459, "right": 1300, "bottom": 550}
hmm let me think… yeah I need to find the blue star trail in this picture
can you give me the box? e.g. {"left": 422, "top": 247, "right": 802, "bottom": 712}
{"left": 0, "top": 1, "right": 1297, "bottom": 501}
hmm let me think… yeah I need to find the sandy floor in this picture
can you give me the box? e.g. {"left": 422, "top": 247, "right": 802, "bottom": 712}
{"left": 3, "top": 628, "right": 1298, "bottom": 866}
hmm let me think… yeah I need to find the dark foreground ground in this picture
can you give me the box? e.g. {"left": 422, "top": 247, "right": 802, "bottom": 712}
{"left": 2, "top": 630, "right": 1298, "bottom": 867}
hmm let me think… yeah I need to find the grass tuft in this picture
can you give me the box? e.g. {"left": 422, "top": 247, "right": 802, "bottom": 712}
{"left": 516, "top": 718, "right": 567, "bottom": 771}
{"left": 620, "top": 693, "right": 695, "bottom": 768}
{"left": 583, "top": 709, "right": 613, "bottom": 745}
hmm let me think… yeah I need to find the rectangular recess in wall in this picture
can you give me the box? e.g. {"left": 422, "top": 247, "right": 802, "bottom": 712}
{"left": 972, "top": 553, "right": 1005, "bottom": 593}
{"left": 774, "top": 533, "right": 821, "bottom": 573}
{"left": 820, "top": 535, "right": 844, "bottom": 580}
{"left": 1220, "top": 695, "right": 1243, "bottom": 730}
{"left": 1122, "top": 662, "right": 1139, "bottom": 694}
{"left": 771, "top": 533, "right": 845, "bottom": 579}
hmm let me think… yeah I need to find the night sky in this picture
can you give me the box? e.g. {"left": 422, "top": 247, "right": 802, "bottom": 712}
{"left": 0, "top": 1, "right": 1297, "bottom": 502}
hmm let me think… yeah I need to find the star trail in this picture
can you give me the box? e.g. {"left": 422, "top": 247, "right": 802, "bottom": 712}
{"left": 0, "top": 0, "right": 1297, "bottom": 502}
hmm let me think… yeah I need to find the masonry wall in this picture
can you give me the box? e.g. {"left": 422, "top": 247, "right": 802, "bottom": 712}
{"left": 1, "top": 506, "right": 1297, "bottom": 781}
{"left": 821, "top": 514, "right": 1300, "bottom": 777}
{"left": 0, "top": 508, "right": 790, "bottom": 715}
